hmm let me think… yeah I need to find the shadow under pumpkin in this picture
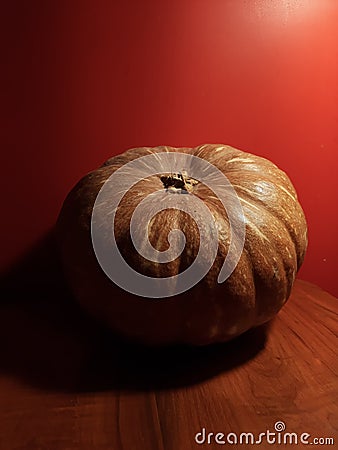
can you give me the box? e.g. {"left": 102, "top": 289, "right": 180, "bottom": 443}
{"left": 0, "top": 230, "right": 270, "bottom": 393}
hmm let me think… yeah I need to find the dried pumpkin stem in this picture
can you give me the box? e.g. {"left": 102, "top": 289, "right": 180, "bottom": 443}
{"left": 160, "top": 172, "right": 199, "bottom": 192}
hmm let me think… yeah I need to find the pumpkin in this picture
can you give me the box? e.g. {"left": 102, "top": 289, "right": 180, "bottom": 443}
{"left": 56, "top": 144, "right": 307, "bottom": 345}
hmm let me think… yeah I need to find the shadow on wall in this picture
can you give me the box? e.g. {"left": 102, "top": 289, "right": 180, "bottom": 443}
{"left": 0, "top": 231, "right": 269, "bottom": 392}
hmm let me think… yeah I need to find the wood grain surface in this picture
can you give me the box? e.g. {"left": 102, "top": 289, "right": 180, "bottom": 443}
{"left": 1, "top": 234, "right": 337, "bottom": 449}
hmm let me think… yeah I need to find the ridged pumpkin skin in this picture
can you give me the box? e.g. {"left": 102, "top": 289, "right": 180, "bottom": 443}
{"left": 56, "top": 145, "right": 307, "bottom": 345}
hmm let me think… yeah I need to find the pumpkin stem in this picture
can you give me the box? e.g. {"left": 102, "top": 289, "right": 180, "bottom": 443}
{"left": 160, "top": 172, "right": 198, "bottom": 193}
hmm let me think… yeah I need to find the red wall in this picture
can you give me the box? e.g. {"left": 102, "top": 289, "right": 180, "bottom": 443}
{"left": 2, "top": 1, "right": 337, "bottom": 295}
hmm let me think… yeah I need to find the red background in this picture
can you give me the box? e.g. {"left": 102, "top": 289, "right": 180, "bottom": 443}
{"left": 1, "top": 0, "right": 337, "bottom": 296}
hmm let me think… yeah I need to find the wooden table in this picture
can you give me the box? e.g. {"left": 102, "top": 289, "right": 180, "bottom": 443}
{"left": 1, "top": 237, "right": 337, "bottom": 449}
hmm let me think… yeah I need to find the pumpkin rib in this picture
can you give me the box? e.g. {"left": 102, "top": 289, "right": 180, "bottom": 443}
{"left": 224, "top": 165, "right": 304, "bottom": 251}
{"left": 231, "top": 182, "right": 306, "bottom": 270}
{"left": 193, "top": 178, "right": 298, "bottom": 293}
{"left": 242, "top": 204, "right": 297, "bottom": 289}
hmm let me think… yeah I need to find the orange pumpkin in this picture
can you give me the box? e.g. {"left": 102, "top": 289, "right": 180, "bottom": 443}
{"left": 56, "top": 145, "right": 307, "bottom": 345}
